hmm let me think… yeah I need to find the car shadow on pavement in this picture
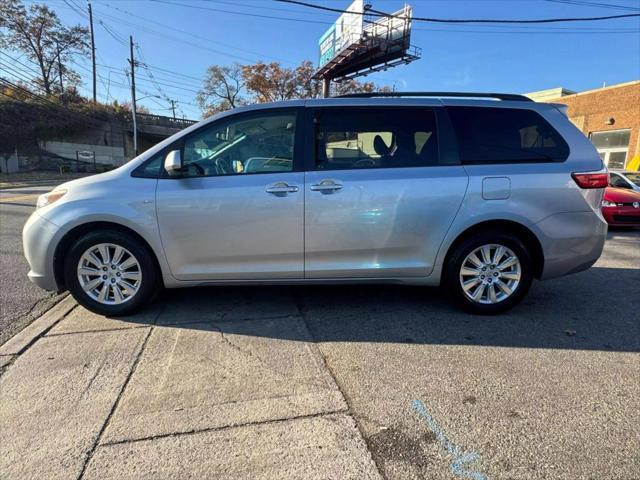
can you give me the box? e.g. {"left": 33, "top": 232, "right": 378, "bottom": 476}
{"left": 105, "top": 265, "right": 640, "bottom": 354}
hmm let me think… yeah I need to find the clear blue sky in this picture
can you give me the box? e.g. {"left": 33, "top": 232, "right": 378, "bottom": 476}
{"left": 14, "top": 0, "right": 640, "bottom": 119}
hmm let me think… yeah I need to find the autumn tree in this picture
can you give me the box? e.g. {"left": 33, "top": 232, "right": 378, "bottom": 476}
{"left": 332, "top": 78, "right": 390, "bottom": 96}
{"left": 198, "top": 60, "right": 389, "bottom": 117}
{"left": 241, "top": 60, "right": 318, "bottom": 103}
{"left": 0, "top": 0, "right": 89, "bottom": 95}
{"left": 196, "top": 63, "right": 246, "bottom": 117}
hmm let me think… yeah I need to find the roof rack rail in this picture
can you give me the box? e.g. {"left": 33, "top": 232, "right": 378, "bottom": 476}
{"left": 335, "top": 91, "right": 533, "bottom": 102}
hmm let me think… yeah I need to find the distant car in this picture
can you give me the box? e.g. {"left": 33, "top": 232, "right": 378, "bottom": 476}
{"left": 609, "top": 170, "right": 640, "bottom": 192}
{"left": 602, "top": 187, "right": 640, "bottom": 227}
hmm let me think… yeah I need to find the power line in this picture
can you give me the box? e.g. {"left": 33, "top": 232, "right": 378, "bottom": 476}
{"left": 150, "top": 0, "right": 639, "bottom": 33}
{"left": 92, "top": 7, "right": 261, "bottom": 63}
{"left": 0, "top": 51, "right": 42, "bottom": 78}
{"left": 544, "top": 0, "right": 640, "bottom": 11}
{"left": 98, "top": 20, "right": 127, "bottom": 45}
{"left": 62, "top": 0, "right": 87, "bottom": 19}
{"left": 0, "top": 78, "right": 121, "bottom": 130}
{"left": 101, "top": 2, "right": 297, "bottom": 64}
{"left": 151, "top": 0, "right": 335, "bottom": 25}
{"left": 2, "top": 49, "right": 198, "bottom": 117}
{"left": 94, "top": 64, "right": 202, "bottom": 95}
{"left": 276, "top": 0, "right": 640, "bottom": 23}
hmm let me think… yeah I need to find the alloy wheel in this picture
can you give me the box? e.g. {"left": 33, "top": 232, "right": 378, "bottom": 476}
{"left": 77, "top": 243, "right": 142, "bottom": 305}
{"left": 459, "top": 243, "right": 522, "bottom": 305}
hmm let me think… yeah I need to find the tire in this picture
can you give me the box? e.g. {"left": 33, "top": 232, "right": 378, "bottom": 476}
{"left": 64, "top": 229, "right": 160, "bottom": 316}
{"left": 444, "top": 231, "right": 533, "bottom": 315}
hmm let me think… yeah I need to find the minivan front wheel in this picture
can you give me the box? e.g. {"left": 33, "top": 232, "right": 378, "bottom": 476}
{"left": 64, "top": 230, "right": 159, "bottom": 316}
{"left": 445, "top": 232, "right": 533, "bottom": 314}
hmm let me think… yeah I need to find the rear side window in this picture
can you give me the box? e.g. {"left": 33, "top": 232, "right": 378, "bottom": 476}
{"left": 315, "top": 108, "right": 439, "bottom": 170}
{"left": 447, "top": 106, "right": 569, "bottom": 164}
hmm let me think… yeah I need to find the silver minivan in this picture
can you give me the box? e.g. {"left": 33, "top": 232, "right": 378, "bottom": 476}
{"left": 23, "top": 92, "right": 609, "bottom": 315}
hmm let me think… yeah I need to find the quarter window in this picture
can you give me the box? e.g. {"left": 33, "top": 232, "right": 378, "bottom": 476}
{"left": 447, "top": 106, "right": 570, "bottom": 164}
{"left": 131, "top": 150, "right": 164, "bottom": 178}
{"left": 181, "top": 112, "right": 296, "bottom": 178}
{"left": 315, "top": 108, "right": 439, "bottom": 170}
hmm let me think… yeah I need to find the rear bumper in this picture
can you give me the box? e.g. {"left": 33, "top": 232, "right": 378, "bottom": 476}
{"left": 23, "top": 211, "right": 60, "bottom": 291}
{"left": 602, "top": 207, "right": 640, "bottom": 226}
{"left": 536, "top": 210, "right": 608, "bottom": 280}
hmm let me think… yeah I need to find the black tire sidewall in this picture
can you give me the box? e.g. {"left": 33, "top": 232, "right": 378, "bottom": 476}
{"left": 445, "top": 232, "right": 533, "bottom": 315}
{"left": 64, "top": 230, "right": 158, "bottom": 316}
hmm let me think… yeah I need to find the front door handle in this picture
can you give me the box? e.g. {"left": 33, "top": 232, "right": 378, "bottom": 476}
{"left": 266, "top": 182, "right": 299, "bottom": 195}
{"left": 310, "top": 180, "right": 343, "bottom": 193}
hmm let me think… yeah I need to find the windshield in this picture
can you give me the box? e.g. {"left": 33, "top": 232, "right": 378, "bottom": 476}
{"left": 624, "top": 173, "right": 640, "bottom": 186}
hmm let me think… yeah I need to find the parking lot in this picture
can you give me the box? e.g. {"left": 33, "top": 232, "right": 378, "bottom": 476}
{"left": 1, "top": 219, "right": 638, "bottom": 479}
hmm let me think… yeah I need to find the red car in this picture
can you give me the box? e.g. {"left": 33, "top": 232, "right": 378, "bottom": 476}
{"left": 602, "top": 187, "right": 640, "bottom": 226}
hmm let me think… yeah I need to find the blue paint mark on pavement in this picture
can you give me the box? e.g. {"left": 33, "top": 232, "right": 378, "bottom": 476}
{"left": 412, "top": 399, "right": 487, "bottom": 480}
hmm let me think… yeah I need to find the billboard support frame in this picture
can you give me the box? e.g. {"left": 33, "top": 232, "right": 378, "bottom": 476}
{"left": 315, "top": 2, "right": 420, "bottom": 96}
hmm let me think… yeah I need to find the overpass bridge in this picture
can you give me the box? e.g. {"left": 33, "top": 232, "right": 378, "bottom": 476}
{"left": 124, "top": 113, "right": 199, "bottom": 157}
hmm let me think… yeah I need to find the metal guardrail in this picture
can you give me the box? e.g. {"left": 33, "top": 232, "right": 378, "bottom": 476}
{"left": 132, "top": 113, "right": 197, "bottom": 129}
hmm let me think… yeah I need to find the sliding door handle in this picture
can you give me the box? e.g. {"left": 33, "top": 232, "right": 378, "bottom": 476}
{"left": 266, "top": 182, "right": 299, "bottom": 194}
{"left": 310, "top": 180, "right": 343, "bottom": 192}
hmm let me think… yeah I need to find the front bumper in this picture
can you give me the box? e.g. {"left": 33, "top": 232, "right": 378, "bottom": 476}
{"left": 23, "top": 211, "right": 61, "bottom": 291}
{"left": 602, "top": 207, "right": 640, "bottom": 226}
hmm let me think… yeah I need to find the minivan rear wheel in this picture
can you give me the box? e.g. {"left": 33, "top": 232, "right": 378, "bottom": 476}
{"left": 64, "top": 230, "right": 159, "bottom": 316}
{"left": 444, "top": 232, "right": 533, "bottom": 314}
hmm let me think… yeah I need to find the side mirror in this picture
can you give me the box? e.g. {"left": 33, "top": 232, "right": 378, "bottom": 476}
{"left": 164, "top": 150, "right": 183, "bottom": 177}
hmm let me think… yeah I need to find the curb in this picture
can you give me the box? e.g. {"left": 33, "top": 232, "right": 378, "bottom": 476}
{"left": 0, "top": 295, "right": 77, "bottom": 357}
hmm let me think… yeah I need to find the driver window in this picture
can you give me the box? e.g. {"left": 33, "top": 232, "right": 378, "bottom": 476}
{"left": 182, "top": 112, "right": 296, "bottom": 177}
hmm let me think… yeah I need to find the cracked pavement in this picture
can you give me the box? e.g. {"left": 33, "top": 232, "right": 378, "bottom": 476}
{"left": 0, "top": 229, "right": 639, "bottom": 479}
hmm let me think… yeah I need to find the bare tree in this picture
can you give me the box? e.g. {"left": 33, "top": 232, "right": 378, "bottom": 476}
{"left": 196, "top": 63, "right": 246, "bottom": 118}
{"left": 0, "top": 0, "right": 89, "bottom": 95}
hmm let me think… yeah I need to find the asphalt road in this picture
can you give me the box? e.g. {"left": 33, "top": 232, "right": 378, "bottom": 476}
{"left": 0, "top": 184, "right": 65, "bottom": 345}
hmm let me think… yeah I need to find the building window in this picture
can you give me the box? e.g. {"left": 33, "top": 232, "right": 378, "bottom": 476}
{"left": 589, "top": 129, "right": 631, "bottom": 169}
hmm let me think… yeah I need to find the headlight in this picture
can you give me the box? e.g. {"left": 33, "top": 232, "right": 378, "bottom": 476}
{"left": 601, "top": 199, "right": 617, "bottom": 208}
{"left": 36, "top": 189, "right": 67, "bottom": 209}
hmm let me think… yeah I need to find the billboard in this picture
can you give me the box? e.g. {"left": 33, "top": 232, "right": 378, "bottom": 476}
{"left": 315, "top": 3, "right": 420, "bottom": 82}
{"left": 318, "top": 0, "right": 364, "bottom": 69}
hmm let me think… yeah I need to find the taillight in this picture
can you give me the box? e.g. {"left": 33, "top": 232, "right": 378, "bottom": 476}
{"left": 572, "top": 172, "right": 609, "bottom": 189}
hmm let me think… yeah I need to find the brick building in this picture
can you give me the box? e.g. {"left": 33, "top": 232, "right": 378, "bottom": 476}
{"left": 526, "top": 80, "right": 640, "bottom": 171}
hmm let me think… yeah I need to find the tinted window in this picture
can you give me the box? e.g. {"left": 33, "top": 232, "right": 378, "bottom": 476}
{"left": 181, "top": 112, "right": 296, "bottom": 178}
{"left": 610, "top": 174, "right": 631, "bottom": 188}
{"left": 131, "top": 151, "right": 164, "bottom": 178}
{"left": 447, "top": 106, "right": 569, "bottom": 164}
{"left": 315, "top": 108, "right": 439, "bottom": 170}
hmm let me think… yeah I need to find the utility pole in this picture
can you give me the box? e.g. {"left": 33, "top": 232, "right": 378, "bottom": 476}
{"left": 169, "top": 99, "right": 177, "bottom": 120}
{"left": 88, "top": 2, "right": 96, "bottom": 103}
{"left": 129, "top": 36, "right": 138, "bottom": 156}
{"left": 55, "top": 41, "right": 64, "bottom": 92}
